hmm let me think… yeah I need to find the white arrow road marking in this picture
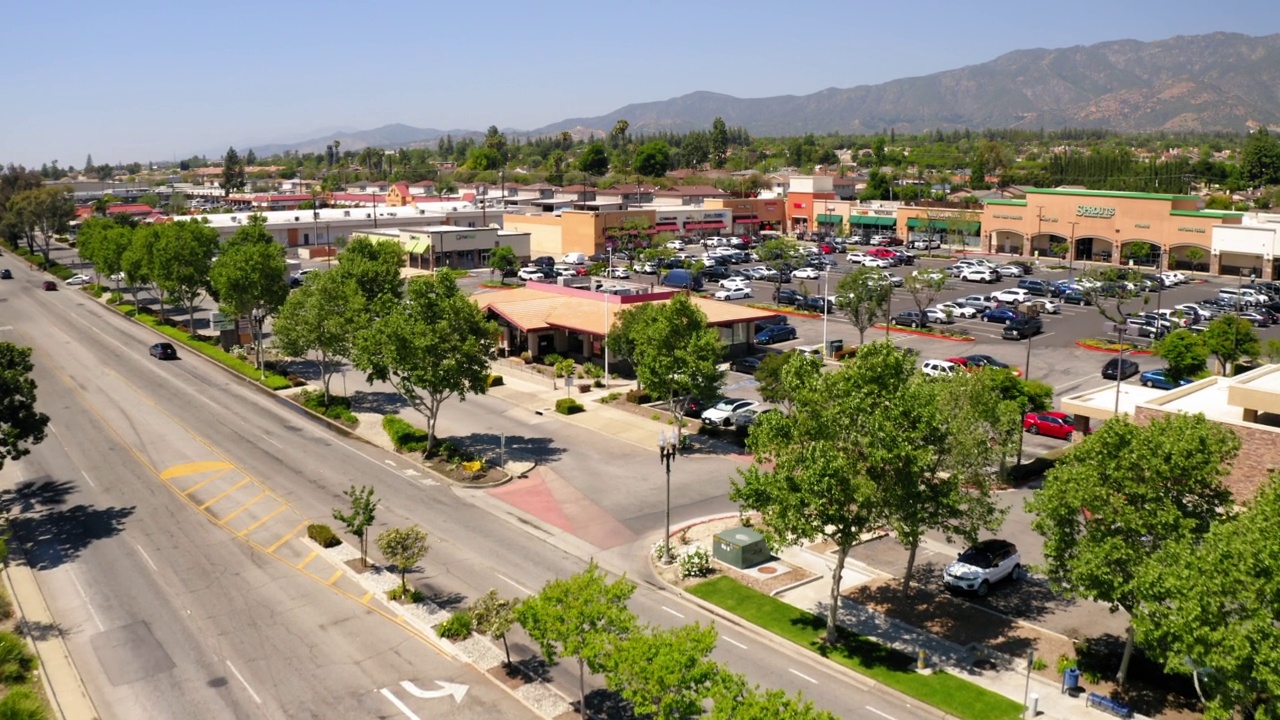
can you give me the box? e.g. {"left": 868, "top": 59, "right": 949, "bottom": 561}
{"left": 402, "top": 469, "right": 419, "bottom": 476}
{"left": 384, "top": 460, "right": 398, "bottom": 467}
{"left": 400, "top": 680, "right": 469, "bottom": 704}
{"left": 379, "top": 688, "right": 423, "bottom": 720}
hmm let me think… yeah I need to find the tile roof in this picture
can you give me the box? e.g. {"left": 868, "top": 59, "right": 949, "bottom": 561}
{"left": 391, "top": 182, "right": 410, "bottom": 195}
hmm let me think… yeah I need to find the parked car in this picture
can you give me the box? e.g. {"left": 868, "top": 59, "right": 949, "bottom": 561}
{"left": 516, "top": 267, "right": 545, "bottom": 281}
{"left": 1016, "top": 278, "right": 1059, "bottom": 297}
{"left": 1139, "top": 369, "right": 1194, "bottom": 390}
{"left": 1002, "top": 315, "right": 1043, "bottom": 340}
{"left": 701, "top": 398, "right": 759, "bottom": 427}
{"left": 891, "top": 310, "right": 928, "bottom": 328}
{"left": 733, "top": 407, "right": 776, "bottom": 436}
{"left": 862, "top": 257, "right": 893, "bottom": 269}
{"left": 792, "top": 267, "right": 821, "bottom": 280}
{"left": 1060, "top": 290, "right": 1091, "bottom": 305}
{"left": 65, "top": 273, "right": 93, "bottom": 286}
{"left": 957, "top": 294, "right": 1000, "bottom": 312}
{"left": 924, "top": 308, "right": 955, "bottom": 324}
{"left": 719, "top": 277, "right": 750, "bottom": 290}
{"left": 981, "top": 308, "right": 1022, "bottom": 324}
{"left": 912, "top": 268, "right": 946, "bottom": 282}
{"left": 878, "top": 271, "right": 904, "bottom": 287}
{"left": 1102, "top": 357, "right": 1140, "bottom": 380}
{"left": 993, "top": 288, "right": 1031, "bottom": 304}
{"left": 996, "top": 264, "right": 1025, "bottom": 278}
{"left": 0, "top": 268, "right": 10, "bottom": 279}
{"left": 714, "top": 287, "right": 752, "bottom": 301}
{"left": 730, "top": 356, "right": 763, "bottom": 375}
{"left": 1023, "top": 412, "right": 1075, "bottom": 440}
{"left": 933, "top": 302, "right": 978, "bottom": 319}
{"left": 674, "top": 396, "right": 711, "bottom": 419}
{"left": 1028, "top": 298, "right": 1061, "bottom": 314}
{"left": 605, "top": 267, "right": 631, "bottom": 279}
{"left": 1238, "top": 311, "right": 1272, "bottom": 328}
{"left": 149, "top": 342, "right": 178, "bottom": 360}
{"left": 910, "top": 238, "right": 942, "bottom": 250}
{"left": 921, "top": 359, "right": 961, "bottom": 377}
{"left": 755, "top": 324, "right": 798, "bottom": 345}
{"left": 802, "top": 295, "right": 833, "bottom": 314}
{"left": 943, "top": 539, "right": 1021, "bottom": 597}
{"left": 961, "top": 267, "right": 998, "bottom": 283}
{"left": 773, "top": 288, "right": 806, "bottom": 306}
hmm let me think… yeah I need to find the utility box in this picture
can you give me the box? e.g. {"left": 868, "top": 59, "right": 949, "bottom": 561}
{"left": 713, "top": 527, "right": 771, "bottom": 569}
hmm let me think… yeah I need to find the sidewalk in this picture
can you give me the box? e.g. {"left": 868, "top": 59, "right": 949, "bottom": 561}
{"left": 773, "top": 545, "right": 1110, "bottom": 720}
{"left": 3, "top": 548, "right": 99, "bottom": 720}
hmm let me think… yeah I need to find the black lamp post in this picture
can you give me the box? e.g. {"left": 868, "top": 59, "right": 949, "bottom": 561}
{"left": 659, "top": 431, "right": 678, "bottom": 563}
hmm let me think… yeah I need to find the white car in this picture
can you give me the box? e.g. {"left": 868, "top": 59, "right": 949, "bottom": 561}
{"left": 664, "top": 240, "right": 685, "bottom": 251}
{"left": 1028, "top": 298, "right": 1061, "bottom": 314}
{"left": 846, "top": 251, "right": 871, "bottom": 264}
{"left": 718, "top": 278, "right": 750, "bottom": 291}
{"left": 910, "top": 238, "right": 942, "bottom": 250}
{"left": 714, "top": 287, "right": 752, "bottom": 301}
{"left": 924, "top": 308, "right": 955, "bottom": 324}
{"left": 878, "top": 271, "right": 905, "bottom": 287}
{"left": 862, "top": 257, "right": 893, "bottom": 268}
{"left": 911, "top": 268, "right": 947, "bottom": 283}
{"left": 606, "top": 267, "right": 631, "bottom": 279}
{"left": 993, "top": 288, "right": 1031, "bottom": 304}
{"left": 960, "top": 268, "right": 998, "bottom": 283}
{"left": 943, "top": 539, "right": 1022, "bottom": 596}
{"left": 921, "top": 359, "right": 961, "bottom": 377}
{"left": 793, "top": 345, "right": 824, "bottom": 358}
{"left": 996, "top": 265, "right": 1025, "bottom": 278}
{"left": 108, "top": 271, "right": 125, "bottom": 282}
{"left": 1162, "top": 271, "right": 1187, "bottom": 285}
{"left": 933, "top": 302, "right": 978, "bottom": 319}
{"left": 516, "top": 267, "right": 545, "bottom": 281}
{"left": 65, "top": 274, "right": 93, "bottom": 286}
{"left": 792, "top": 267, "right": 821, "bottom": 280}
{"left": 701, "top": 398, "right": 759, "bottom": 427}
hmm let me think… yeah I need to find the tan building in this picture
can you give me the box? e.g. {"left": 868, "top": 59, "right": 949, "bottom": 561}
{"left": 352, "top": 225, "right": 531, "bottom": 270}
{"left": 981, "top": 188, "right": 1243, "bottom": 273}
{"left": 704, "top": 197, "right": 786, "bottom": 233}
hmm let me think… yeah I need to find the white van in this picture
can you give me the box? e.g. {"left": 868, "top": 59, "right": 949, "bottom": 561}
{"left": 561, "top": 252, "right": 587, "bottom": 265}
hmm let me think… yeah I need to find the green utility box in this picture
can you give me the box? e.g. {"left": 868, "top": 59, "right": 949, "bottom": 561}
{"left": 713, "top": 527, "right": 771, "bottom": 569}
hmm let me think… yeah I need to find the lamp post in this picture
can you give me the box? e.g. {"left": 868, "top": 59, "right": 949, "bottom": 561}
{"left": 658, "top": 431, "right": 678, "bottom": 563}
{"left": 1067, "top": 220, "right": 1079, "bottom": 280}
{"left": 1232, "top": 270, "right": 1255, "bottom": 375}
{"left": 821, "top": 269, "right": 830, "bottom": 355}
{"left": 1113, "top": 324, "right": 1129, "bottom": 417}
{"left": 1034, "top": 205, "right": 1045, "bottom": 258}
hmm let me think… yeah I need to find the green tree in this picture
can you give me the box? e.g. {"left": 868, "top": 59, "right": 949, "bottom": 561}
{"left": 1201, "top": 314, "right": 1260, "bottom": 375}
{"left": 375, "top": 525, "right": 429, "bottom": 593}
{"left": 333, "top": 485, "right": 379, "bottom": 568}
{"left": 1081, "top": 266, "right": 1152, "bottom": 325}
{"left": 753, "top": 351, "right": 799, "bottom": 414}
{"left": 76, "top": 217, "right": 133, "bottom": 287}
{"left": 603, "top": 623, "right": 721, "bottom": 720}
{"left": 1241, "top": 127, "right": 1280, "bottom": 187}
{"left": 1184, "top": 246, "right": 1207, "bottom": 272}
{"left": 903, "top": 270, "right": 947, "bottom": 321}
{"left": 756, "top": 237, "right": 797, "bottom": 298}
{"left": 153, "top": 220, "right": 219, "bottom": 335}
{"left": 835, "top": 267, "right": 892, "bottom": 346}
{"left": 468, "top": 589, "right": 518, "bottom": 666}
{"left": 169, "top": 192, "right": 189, "bottom": 215}
{"left": 11, "top": 186, "right": 75, "bottom": 265}
{"left": 352, "top": 273, "right": 498, "bottom": 455}
{"left": 1262, "top": 337, "right": 1280, "bottom": 364}
{"left": 610, "top": 119, "right": 630, "bottom": 149}
{"left": 465, "top": 147, "right": 504, "bottom": 172}
{"left": 1153, "top": 328, "right": 1210, "bottom": 383}
{"left": 486, "top": 245, "right": 519, "bottom": 284}
{"left": 732, "top": 343, "right": 903, "bottom": 641}
{"left": 1134, "top": 477, "right": 1280, "bottom": 720}
{"left": 613, "top": 294, "right": 723, "bottom": 439}
{"left": 137, "top": 192, "right": 162, "bottom": 209}
{"left": 604, "top": 301, "right": 658, "bottom": 367}
{"left": 576, "top": 142, "right": 610, "bottom": 176}
{"left": 208, "top": 218, "right": 289, "bottom": 372}
{"left": 222, "top": 147, "right": 246, "bottom": 196}
{"left": 119, "top": 223, "right": 156, "bottom": 309}
{"left": 333, "top": 235, "right": 405, "bottom": 307}
{"left": 1026, "top": 413, "right": 1239, "bottom": 686}
{"left": 275, "top": 270, "right": 364, "bottom": 404}
{"left": 0, "top": 343, "right": 50, "bottom": 472}
{"left": 710, "top": 117, "right": 729, "bottom": 168}
{"left": 709, "top": 674, "right": 838, "bottom": 720}
{"left": 514, "top": 560, "right": 636, "bottom": 716}
{"left": 633, "top": 140, "right": 671, "bottom": 177}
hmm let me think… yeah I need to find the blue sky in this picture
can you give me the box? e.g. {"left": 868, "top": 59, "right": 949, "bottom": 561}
{"left": 4, "top": 0, "right": 1279, "bottom": 167}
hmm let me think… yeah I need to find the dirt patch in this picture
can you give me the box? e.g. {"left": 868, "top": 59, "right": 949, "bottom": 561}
{"left": 343, "top": 558, "right": 371, "bottom": 574}
{"left": 652, "top": 515, "right": 816, "bottom": 596}
{"left": 847, "top": 577, "right": 1200, "bottom": 720}
{"left": 421, "top": 457, "right": 507, "bottom": 485}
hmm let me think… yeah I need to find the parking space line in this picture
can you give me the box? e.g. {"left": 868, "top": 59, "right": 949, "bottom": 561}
{"left": 268, "top": 521, "right": 308, "bottom": 552}
{"left": 326, "top": 570, "right": 344, "bottom": 585}
{"left": 295, "top": 550, "right": 318, "bottom": 569}
{"left": 180, "top": 467, "right": 231, "bottom": 496}
{"left": 217, "top": 491, "right": 268, "bottom": 523}
{"left": 237, "top": 504, "right": 288, "bottom": 536}
{"left": 198, "top": 477, "right": 251, "bottom": 510}
{"left": 361, "top": 591, "right": 374, "bottom": 604}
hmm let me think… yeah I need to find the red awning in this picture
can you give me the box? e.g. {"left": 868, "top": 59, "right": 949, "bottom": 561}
{"left": 734, "top": 216, "right": 761, "bottom": 224}
{"left": 654, "top": 223, "right": 680, "bottom": 231}
{"left": 687, "top": 220, "right": 726, "bottom": 230}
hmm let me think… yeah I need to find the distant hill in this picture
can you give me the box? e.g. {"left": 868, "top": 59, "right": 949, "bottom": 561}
{"left": 245, "top": 123, "right": 480, "bottom": 156}
{"left": 531, "top": 32, "right": 1280, "bottom": 136}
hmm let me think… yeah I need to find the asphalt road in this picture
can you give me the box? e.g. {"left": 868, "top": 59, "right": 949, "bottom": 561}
{"left": 1, "top": 255, "right": 936, "bottom": 719}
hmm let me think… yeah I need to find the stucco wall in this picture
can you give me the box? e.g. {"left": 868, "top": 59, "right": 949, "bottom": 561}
{"left": 1134, "top": 406, "right": 1278, "bottom": 501}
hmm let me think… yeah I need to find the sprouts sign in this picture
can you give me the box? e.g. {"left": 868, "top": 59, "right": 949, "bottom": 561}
{"left": 1076, "top": 205, "right": 1116, "bottom": 219}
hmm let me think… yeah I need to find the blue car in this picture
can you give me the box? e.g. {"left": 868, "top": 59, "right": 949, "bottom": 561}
{"left": 1139, "top": 369, "right": 1193, "bottom": 390}
{"left": 981, "top": 308, "right": 1022, "bottom": 324}
{"left": 755, "top": 324, "right": 798, "bottom": 345}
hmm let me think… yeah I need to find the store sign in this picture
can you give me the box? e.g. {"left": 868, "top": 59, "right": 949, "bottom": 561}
{"left": 1178, "top": 226, "right": 1207, "bottom": 234}
{"left": 732, "top": 202, "right": 753, "bottom": 210}
{"left": 1134, "top": 223, "right": 1151, "bottom": 229}
{"left": 925, "top": 211, "right": 958, "bottom": 220}
{"left": 703, "top": 212, "right": 727, "bottom": 220}
{"left": 993, "top": 213, "right": 1023, "bottom": 220}
{"left": 1076, "top": 205, "right": 1116, "bottom": 218}
{"left": 793, "top": 202, "right": 806, "bottom": 209}
{"left": 658, "top": 216, "right": 678, "bottom": 222}
{"left": 764, "top": 202, "right": 778, "bottom": 211}
{"left": 454, "top": 233, "right": 477, "bottom": 240}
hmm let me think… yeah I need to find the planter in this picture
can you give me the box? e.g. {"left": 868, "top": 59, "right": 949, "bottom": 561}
{"left": 1075, "top": 339, "right": 1154, "bottom": 355}
{"left": 873, "top": 323, "right": 976, "bottom": 342}
{"left": 746, "top": 303, "right": 822, "bottom": 319}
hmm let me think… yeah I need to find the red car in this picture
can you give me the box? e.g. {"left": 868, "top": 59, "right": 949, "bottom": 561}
{"left": 817, "top": 242, "right": 835, "bottom": 254}
{"left": 867, "top": 247, "right": 898, "bottom": 260}
{"left": 1023, "top": 411, "right": 1080, "bottom": 440}
{"left": 946, "top": 357, "right": 976, "bottom": 372}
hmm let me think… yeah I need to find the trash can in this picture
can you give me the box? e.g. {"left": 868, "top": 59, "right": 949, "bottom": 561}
{"left": 827, "top": 339, "right": 844, "bottom": 356}
{"left": 1063, "top": 667, "right": 1081, "bottom": 692}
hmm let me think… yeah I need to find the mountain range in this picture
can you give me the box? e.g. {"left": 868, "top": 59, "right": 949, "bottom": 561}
{"left": 244, "top": 32, "right": 1280, "bottom": 156}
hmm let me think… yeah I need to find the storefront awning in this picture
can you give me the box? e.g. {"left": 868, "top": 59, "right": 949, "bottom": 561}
{"left": 907, "top": 218, "right": 980, "bottom": 233}
{"left": 815, "top": 214, "right": 842, "bottom": 224}
{"left": 685, "top": 221, "right": 726, "bottom": 230}
{"left": 733, "top": 216, "right": 761, "bottom": 224}
{"left": 654, "top": 223, "right": 680, "bottom": 231}
{"left": 404, "top": 239, "right": 429, "bottom": 253}
{"left": 850, "top": 215, "right": 896, "bottom": 227}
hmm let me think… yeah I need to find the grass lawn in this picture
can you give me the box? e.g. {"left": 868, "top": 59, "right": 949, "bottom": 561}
{"left": 689, "top": 576, "right": 1023, "bottom": 720}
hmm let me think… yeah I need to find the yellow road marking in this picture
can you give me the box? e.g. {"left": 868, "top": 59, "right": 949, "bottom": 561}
{"left": 268, "top": 522, "right": 308, "bottom": 552}
{"left": 160, "top": 460, "right": 233, "bottom": 480}
{"left": 217, "top": 491, "right": 268, "bottom": 524}
{"left": 295, "top": 550, "right": 318, "bottom": 569}
{"left": 198, "top": 477, "right": 251, "bottom": 510}
{"left": 326, "top": 571, "right": 343, "bottom": 585}
{"left": 360, "top": 592, "right": 374, "bottom": 604}
{"left": 180, "top": 467, "right": 231, "bottom": 496}
{"left": 238, "top": 505, "right": 288, "bottom": 537}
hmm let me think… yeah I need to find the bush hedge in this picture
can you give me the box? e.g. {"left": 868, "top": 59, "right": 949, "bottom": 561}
{"left": 625, "top": 389, "right": 652, "bottom": 404}
{"left": 306, "top": 523, "right": 341, "bottom": 548}
{"left": 437, "top": 611, "right": 474, "bottom": 640}
{"left": 0, "top": 630, "right": 38, "bottom": 683}
{"left": 383, "top": 415, "right": 431, "bottom": 453}
{"left": 487, "top": 374, "right": 504, "bottom": 388}
{"left": 296, "top": 389, "right": 359, "bottom": 425}
{"left": 555, "top": 398, "right": 584, "bottom": 415}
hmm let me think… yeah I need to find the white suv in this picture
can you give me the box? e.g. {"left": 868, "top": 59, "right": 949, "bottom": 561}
{"left": 943, "top": 539, "right": 1021, "bottom": 596}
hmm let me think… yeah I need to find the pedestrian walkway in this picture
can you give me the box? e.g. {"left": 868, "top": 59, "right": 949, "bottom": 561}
{"left": 3, "top": 546, "right": 99, "bottom": 720}
{"left": 773, "top": 545, "right": 1119, "bottom": 720}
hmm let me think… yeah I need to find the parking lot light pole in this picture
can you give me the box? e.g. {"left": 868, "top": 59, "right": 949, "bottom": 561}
{"left": 1114, "top": 325, "right": 1129, "bottom": 416}
{"left": 658, "top": 432, "right": 678, "bottom": 563}
{"left": 822, "top": 269, "right": 830, "bottom": 355}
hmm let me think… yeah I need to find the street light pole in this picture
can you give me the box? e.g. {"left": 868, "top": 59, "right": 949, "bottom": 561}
{"left": 1067, "top": 221, "right": 1079, "bottom": 280}
{"left": 659, "top": 432, "right": 678, "bottom": 563}
{"left": 822, "top": 269, "right": 829, "bottom": 355}
{"left": 1114, "top": 325, "right": 1128, "bottom": 417}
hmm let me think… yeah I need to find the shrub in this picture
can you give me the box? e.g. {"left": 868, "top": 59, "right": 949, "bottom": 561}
{"left": 261, "top": 375, "right": 293, "bottom": 391}
{"left": 1056, "top": 654, "right": 1077, "bottom": 675}
{"left": 678, "top": 544, "right": 713, "bottom": 580}
{"left": 518, "top": 351, "right": 532, "bottom": 364}
{"left": 383, "top": 415, "right": 431, "bottom": 453}
{"left": 86, "top": 283, "right": 105, "bottom": 298}
{"left": 597, "top": 391, "right": 621, "bottom": 404}
{"left": 625, "top": 389, "right": 652, "bottom": 404}
{"left": 0, "top": 586, "right": 12, "bottom": 622}
{"left": 437, "top": 611, "right": 474, "bottom": 640}
{"left": 543, "top": 352, "right": 563, "bottom": 367}
{"left": 0, "top": 687, "right": 44, "bottom": 720}
{"left": 584, "top": 363, "right": 605, "bottom": 379}
{"left": 297, "top": 389, "right": 358, "bottom": 424}
{"left": 487, "top": 374, "right": 504, "bottom": 387}
{"left": 0, "top": 631, "right": 37, "bottom": 683}
{"left": 555, "top": 398, "right": 584, "bottom": 415}
{"left": 49, "top": 264, "right": 73, "bottom": 280}
{"left": 386, "top": 584, "right": 425, "bottom": 603}
{"left": 461, "top": 460, "right": 484, "bottom": 474}
{"left": 307, "top": 523, "right": 341, "bottom": 548}
{"left": 107, "top": 291, "right": 123, "bottom": 305}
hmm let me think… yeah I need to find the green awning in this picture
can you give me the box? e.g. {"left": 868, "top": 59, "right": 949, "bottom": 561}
{"left": 815, "top": 214, "right": 842, "bottom": 224}
{"left": 850, "top": 215, "right": 895, "bottom": 226}
{"left": 404, "top": 239, "right": 430, "bottom": 254}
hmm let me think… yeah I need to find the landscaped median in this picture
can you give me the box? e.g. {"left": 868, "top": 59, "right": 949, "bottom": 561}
{"left": 1075, "top": 338, "right": 1154, "bottom": 355}
{"left": 874, "top": 322, "right": 976, "bottom": 342}
{"left": 108, "top": 303, "right": 295, "bottom": 390}
{"left": 746, "top": 303, "right": 822, "bottom": 319}
{"left": 688, "top": 576, "right": 1023, "bottom": 720}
